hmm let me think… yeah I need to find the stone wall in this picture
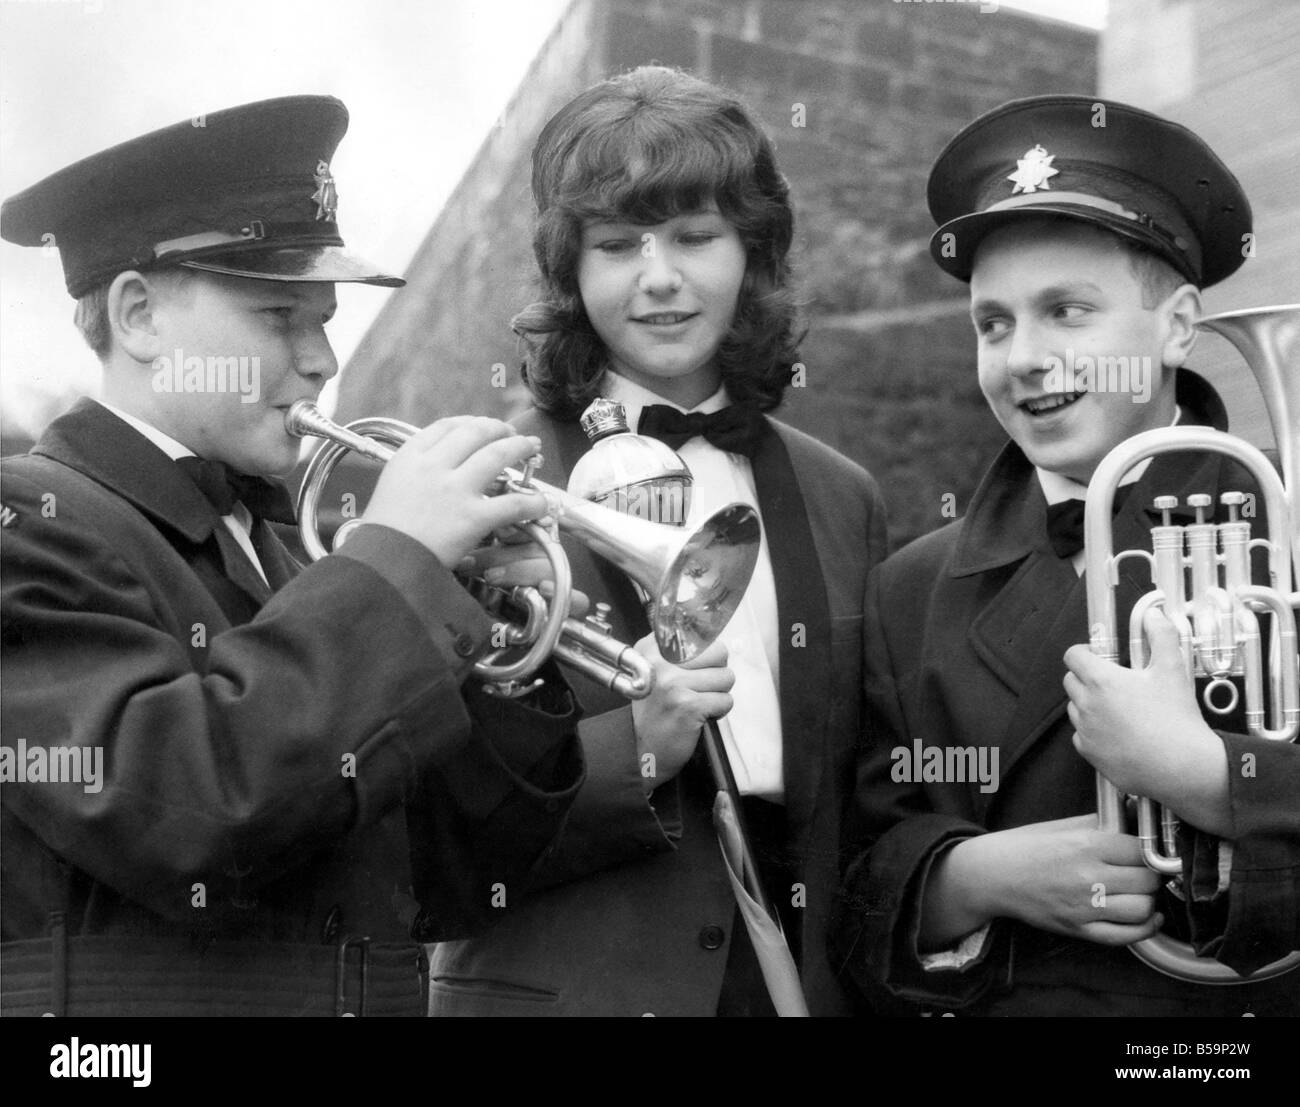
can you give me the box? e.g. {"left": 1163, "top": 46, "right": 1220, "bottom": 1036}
{"left": 1102, "top": 0, "right": 1300, "bottom": 448}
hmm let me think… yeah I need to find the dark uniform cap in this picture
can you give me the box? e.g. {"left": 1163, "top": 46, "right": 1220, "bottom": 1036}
{"left": 0, "top": 94, "right": 404, "bottom": 298}
{"left": 927, "top": 94, "right": 1251, "bottom": 288}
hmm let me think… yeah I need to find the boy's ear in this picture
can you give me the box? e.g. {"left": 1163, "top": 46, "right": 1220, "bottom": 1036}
{"left": 1159, "top": 282, "right": 1202, "bottom": 371}
{"left": 106, "top": 270, "right": 165, "bottom": 365}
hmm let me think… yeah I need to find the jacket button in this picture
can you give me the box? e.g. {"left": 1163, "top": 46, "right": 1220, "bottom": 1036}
{"left": 321, "top": 904, "right": 343, "bottom": 944}
{"left": 452, "top": 632, "right": 476, "bottom": 658}
{"left": 698, "top": 925, "right": 726, "bottom": 950}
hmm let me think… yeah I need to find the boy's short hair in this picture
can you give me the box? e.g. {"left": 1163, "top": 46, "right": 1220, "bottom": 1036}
{"left": 1121, "top": 240, "right": 1188, "bottom": 309}
{"left": 73, "top": 282, "right": 113, "bottom": 359}
{"left": 516, "top": 66, "right": 802, "bottom": 419}
{"left": 72, "top": 266, "right": 195, "bottom": 361}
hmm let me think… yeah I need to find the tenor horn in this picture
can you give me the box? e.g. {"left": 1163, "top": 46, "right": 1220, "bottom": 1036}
{"left": 284, "top": 402, "right": 760, "bottom": 699}
{"left": 1084, "top": 304, "right": 1300, "bottom": 984}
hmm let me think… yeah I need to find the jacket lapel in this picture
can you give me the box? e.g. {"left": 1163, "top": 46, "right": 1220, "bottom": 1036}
{"left": 954, "top": 451, "right": 1087, "bottom": 814}
{"left": 254, "top": 521, "right": 303, "bottom": 592}
{"left": 210, "top": 526, "right": 274, "bottom": 607}
{"left": 33, "top": 399, "right": 281, "bottom": 617}
{"left": 751, "top": 421, "right": 832, "bottom": 829}
{"left": 973, "top": 554, "right": 1089, "bottom": 817}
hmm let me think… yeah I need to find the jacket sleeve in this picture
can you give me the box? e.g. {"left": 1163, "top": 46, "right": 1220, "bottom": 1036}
{"left": 0, "top": 467, "right": 582, "bottom": 923}
{"left": 832, "top": 563, "right": 1011, "bottom": 1010}
{"left": 517, "top": 704, "right": 684, "bottom": 890}
{"left": 405, "top": 663, "right": 586, "bottom": 938}
{"left": 1179, "top": 729, "right": 1300, "bottom": 973}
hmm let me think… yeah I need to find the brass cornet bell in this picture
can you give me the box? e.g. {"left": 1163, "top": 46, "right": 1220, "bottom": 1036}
{"left": 284, "top": 401, "right": 760, "bottom": 697}
{"left": 1083, "top": 305, "right": 1300, "bottom": 984}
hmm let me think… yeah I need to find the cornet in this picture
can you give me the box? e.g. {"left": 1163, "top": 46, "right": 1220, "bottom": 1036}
{"left": 1083, "top": 304, "right": 1300, "bottom": 984}
{"left": 284, "top": 401, "right": 760, "bottom": 699}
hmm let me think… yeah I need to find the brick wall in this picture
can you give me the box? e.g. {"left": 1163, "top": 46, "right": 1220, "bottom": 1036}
{"left": 334, "top": 0, "right": 1098, "bottom": 548}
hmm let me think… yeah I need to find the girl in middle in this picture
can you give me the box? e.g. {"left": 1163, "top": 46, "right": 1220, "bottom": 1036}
{"left": 430, "top": 65, "right": 888, "bottom": 1017}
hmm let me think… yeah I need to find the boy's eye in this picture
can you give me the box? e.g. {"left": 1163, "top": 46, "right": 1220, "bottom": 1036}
{"left": 1054, "top": 303, "right": 1091, "bottom": 321}
{"left": 975, "top": 316, "right": 1010, "bottom": 340}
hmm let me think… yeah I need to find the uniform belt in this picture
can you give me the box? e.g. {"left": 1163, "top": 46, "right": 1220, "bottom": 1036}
{"left": 1, "top": 934, "right": 427, "bottom": 1017}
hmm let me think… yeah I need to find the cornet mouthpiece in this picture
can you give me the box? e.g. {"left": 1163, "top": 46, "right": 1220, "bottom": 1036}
{"left": 285, "top": 400, "right": 328, "bottom": 439}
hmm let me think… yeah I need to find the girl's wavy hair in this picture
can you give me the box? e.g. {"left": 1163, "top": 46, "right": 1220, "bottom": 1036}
{"left": 514, "top": 66, "right": 801, "bottom": 419}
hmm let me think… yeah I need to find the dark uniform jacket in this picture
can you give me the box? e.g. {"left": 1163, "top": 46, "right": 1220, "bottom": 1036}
{"left": 429, "top": 409, "right": 888, "bottom": 1016}
{"left": 0, "top": 399, "right": 584, "bottom": 1016}
{"left": 833, "top": 372, "right": 1299, "bottom": 1016}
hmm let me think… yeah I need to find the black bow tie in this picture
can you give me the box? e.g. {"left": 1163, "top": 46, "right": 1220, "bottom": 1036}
{"left": 637, "top": 403, "right": 765, "bottom": 457}
{"left": 1045, "top": 483, "right": 1135, "bottom": 558}
{"left": 175, "top": 457, "right": 296, "bottom": 524}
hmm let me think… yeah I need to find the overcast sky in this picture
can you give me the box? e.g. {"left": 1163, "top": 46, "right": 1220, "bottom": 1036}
{"left": 0, "top": 0, "right": 1104, "bottom": 436}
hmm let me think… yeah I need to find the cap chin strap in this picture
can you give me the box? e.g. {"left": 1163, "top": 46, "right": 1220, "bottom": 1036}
{"left": 984, "top": 189, "right": 1139, "bottom": 219}
{"left": 980, "top": 189, "right": 1195, "bottom": 273}
{"left": 152, "top": 221, "right": 341, "bottom": 262}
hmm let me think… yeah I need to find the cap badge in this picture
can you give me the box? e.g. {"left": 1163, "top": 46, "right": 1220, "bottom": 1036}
{"left": 311, "top": 159, "right": 338, "bottom": 222}
{"left": 1007, "top": 144, "right": 1059, "bottom": 195}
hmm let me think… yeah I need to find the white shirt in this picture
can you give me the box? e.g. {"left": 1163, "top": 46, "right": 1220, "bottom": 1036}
{"left": 602, "top": 372, "right": 785, "bottom": 801}
{"left": 97, "top": 401, "right": 269, "bottom": 586}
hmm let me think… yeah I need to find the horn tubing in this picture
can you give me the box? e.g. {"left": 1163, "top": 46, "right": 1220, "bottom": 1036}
{"left": 1084, "top": 413, "right": 1300, "bottom": 982}
{"left": 284, "top": 402, "right": 624, "bottom": 695}
{"left": 1198, "top": 304, "right": 1300, "bottom": 574}
{"left": 282, "top": 402, "right": 758, "bottom": 694}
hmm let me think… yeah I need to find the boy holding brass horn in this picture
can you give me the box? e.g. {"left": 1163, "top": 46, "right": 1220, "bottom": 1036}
{"left": 0, "top": 96, "right": 586, "bottom": 1016}
{"left": 833, "top": 95, "right": 1298, "bottom": 1016}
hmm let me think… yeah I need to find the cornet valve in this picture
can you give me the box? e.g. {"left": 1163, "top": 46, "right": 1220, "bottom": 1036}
{"left": 586, "top": 602, "right": 613, "bottom": 636}
{"left": 1153, "top": 495, "right": 1178, "bottom": 527}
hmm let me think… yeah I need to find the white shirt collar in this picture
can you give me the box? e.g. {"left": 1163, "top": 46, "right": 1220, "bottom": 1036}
{"left": 97, "top": 400, "right": 195, "bottom": 461}
{"left": 600, "top": 371, "right": 730, "bottom": 433}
